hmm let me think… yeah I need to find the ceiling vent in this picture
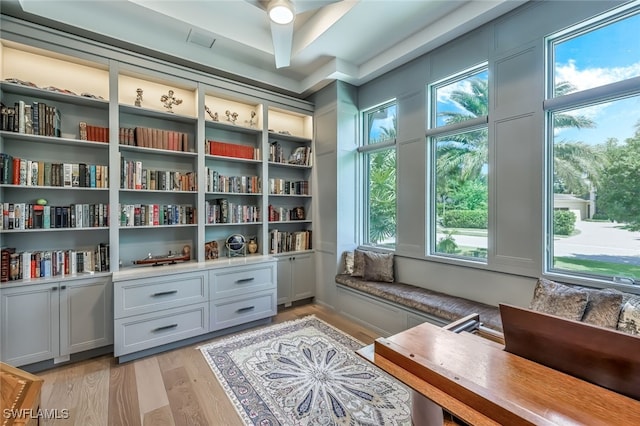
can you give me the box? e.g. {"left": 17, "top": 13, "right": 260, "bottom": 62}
{"left": 187, "top": 29, "right": 216, "bottom": 49}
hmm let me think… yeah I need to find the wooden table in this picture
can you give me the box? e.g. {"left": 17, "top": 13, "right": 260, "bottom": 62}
{"left": 1, "top": 362, "right": 43, "bottom": 426}
{"left": 358, "top": 321, "right": 640, "bottom": 426}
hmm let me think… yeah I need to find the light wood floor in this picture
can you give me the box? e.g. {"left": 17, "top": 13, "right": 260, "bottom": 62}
{"left": 36, "top": 303, "right": 382, "bottom": 426}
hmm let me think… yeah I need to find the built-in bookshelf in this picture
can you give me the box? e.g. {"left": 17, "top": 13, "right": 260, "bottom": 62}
{"left": 0, "top": 38, "right": 314, "bottom": 284}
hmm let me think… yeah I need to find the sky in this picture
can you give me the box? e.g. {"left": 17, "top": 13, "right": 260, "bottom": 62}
{"left": 552, "top": 9, "right": 640, "bottom": 145}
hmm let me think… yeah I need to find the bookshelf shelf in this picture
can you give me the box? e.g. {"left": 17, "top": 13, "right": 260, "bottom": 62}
{"left": 268, "top": 162, "right": 312, "bottom": 169}
{"left": 0, "top": 131, "right": 109, "bottom": 148}
{"left": 119, "top": 104, "right": 196, "bottom": 124}
{"left": 119, "top": 145, "right": 198, "bottom": 157}
{"left": 269, "top": 193, "right": 312, "bottom": 198}
{"left": 205, "top": 155, "right": 261, "bottom": 164}
{"left": 205, "top": 222, "right": 263, "bottom": 227}
{"left": 119, "top": 224, "right": 197, "bottom": 230}
{"left": 1, "top": 82, "right": 110, "bottom": 108}
{"left": 206, "top": 120, "right": 262, "bottom": 135}
{"left": 1, "top": 227, "right": 109, "bottom": 234}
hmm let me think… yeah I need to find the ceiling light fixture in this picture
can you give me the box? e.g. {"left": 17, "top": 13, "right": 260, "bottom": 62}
{"left": 268, "top": 0, "right": 295, "bottom": 25}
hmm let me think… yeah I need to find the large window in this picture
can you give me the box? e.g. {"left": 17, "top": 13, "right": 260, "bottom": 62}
{"left": 360, "top": 101, "right": 397, "bottom": 249}
{"left": 545, "top": 4, "right": 640, "bottom": 285}
{"left": 428, "top": 66, "right": 489, "bottom": 260}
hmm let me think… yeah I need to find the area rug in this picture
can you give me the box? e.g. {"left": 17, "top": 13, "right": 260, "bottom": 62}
{"left": 199, "top": 315, "right": 412, "bottom": 425}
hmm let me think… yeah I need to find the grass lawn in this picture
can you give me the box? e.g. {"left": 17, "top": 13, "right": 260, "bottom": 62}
{"left": 554, "top": 256, "right": 640, "bottom": 278}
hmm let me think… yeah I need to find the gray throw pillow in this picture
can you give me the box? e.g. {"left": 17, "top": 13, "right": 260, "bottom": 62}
{"left": 362, "top": 251, "right": 394, "bottom": 283}
{"left": 351, "top": 249, "right": 366, "bottom": 277}
{"left": 529, "top": 278, "right": 588, "bottom": 321}
{"left": 342, "top": 251, "right": 354, "bottom": 274}
{"left": 581, "top": 288, "right": 624, "bottom": 329}
{"left": 617, "top": 296, "right": 640, "bottom": 335}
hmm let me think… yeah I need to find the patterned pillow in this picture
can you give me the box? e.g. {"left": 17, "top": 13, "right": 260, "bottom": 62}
{"left": 351, "top": 249, "right": 366, "bottom": 277}
{"left": 581, "top": 288, "right": 624, "bottom": 329}
{"left": 362, "top": 251, "right": 394, "bottom": 283}
{"left": 529, "top": 278, "right": 588, "bottom": 321}
{"left": 617, "top": 296, "right": 640, "bottom": 335}
{"left": 342, "top": 251, "right": 354, "bottom": 274}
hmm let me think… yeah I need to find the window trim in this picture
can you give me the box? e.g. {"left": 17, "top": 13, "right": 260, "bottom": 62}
{"left": 426, "top": 64, "right": 489, "bottom": 261}
{"left": 543, "top": 4, "right": 640, "bottom": 285}
{"left": 360, "top": 100, "right": 398, "bottom": 249}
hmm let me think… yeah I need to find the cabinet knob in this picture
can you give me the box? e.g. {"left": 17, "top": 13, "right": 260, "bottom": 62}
{"left": 236, "top": 306, "right": 255, "bottom": 313}
{"left": 153, "top": 324, "right": 178, "bottom": 332}
{"left": 235, "top": 277, "right": 255, "bottom": 284}
{"left": 60, "top": 285, "right": 67, "bottom": 290}
{"left": 51, "top": 286, "right": 58, "bottom": 291}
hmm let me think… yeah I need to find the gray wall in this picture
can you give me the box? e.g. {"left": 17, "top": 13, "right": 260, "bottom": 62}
{"left": 313, "top": 0, "right": 627, "bottom": 310}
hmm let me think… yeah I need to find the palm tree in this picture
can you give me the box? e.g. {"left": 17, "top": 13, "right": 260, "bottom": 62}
{"left": 368, "top": 118, "right": 397, "bottom": 244}
{"left": 437, "top": 80, "right": 599, "bottom": 190}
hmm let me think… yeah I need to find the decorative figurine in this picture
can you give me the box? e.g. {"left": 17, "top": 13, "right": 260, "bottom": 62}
{"left": 135, "top": 88, "right": 143, "bottom": 107}
{"left": 225, "top": 110, "right": 239, "bottom": 125}
{"left": 160, "top": 89, "right": 183, "bottom": 112}
{"left": 247, "top": 237, "right": 258, "bottom": 254}
{"left": 246, "top": 111, "right": 257, "bottom": 128}
{"left": 205, "top": 105, "right": 219, "bottom": 121}
{"left": 205, "top": 240, "right": 219, "bottom": 260}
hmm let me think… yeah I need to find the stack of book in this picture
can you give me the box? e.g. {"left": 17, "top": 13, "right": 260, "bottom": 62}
{"left": 1, "top": 244, "right": 109, "bottom": 282}
{"left": 119, "top": 204, "right": 195, "bottom": 227}
{"left": 119, "top": 126, "right": 190, "bottom": 152}
{"left": 206, "top": 169, "right": 261, "bottom": 193}
{"left": 1, "top": 203, "right": 109, "bottom": 230}
{"left": 206, "top": 140, "right": 259, "bottom": 159}
{"left": 0, "top": 154, "right": 108, "bottom": 187}
{"left": 205, "top": 199, "right": 260, "bottom": 224}
{"left": 1, "top": 100, "right": 61, "bottom": 137}
{"left": 269, "top": 230, "right": 312, "bottom": 253}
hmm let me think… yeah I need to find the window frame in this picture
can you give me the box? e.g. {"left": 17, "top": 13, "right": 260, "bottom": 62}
{"left": 543, "top": 2, "right": 640, "bottom": 285}
{"left": 426, "top": 64, "right": 489, "bottom": 262}
{"left": 358, "top": 100, "right": 398, "bottom": 250}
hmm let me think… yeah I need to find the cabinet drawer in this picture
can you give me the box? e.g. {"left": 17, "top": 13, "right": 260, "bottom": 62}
{"left": 114, "top": 303, "right": 208, "bottom": 356}
{"left": 210, "top": 263, "right": 276, "bottom": 299}
{"left": 114, "top": 271, "right": 207, "bottom": 318}
{"left": 210, "top": 291, "right": 276, "bottom": 331}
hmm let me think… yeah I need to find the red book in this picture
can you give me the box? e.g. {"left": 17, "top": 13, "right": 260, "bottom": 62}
{"left": 12, "top": 157, "right": 20, "bottom": 185}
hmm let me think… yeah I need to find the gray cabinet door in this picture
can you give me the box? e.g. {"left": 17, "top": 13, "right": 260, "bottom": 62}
{"left": 0, "top": 283, "right": 59, "bottom": 366}
{"left": 276, "top": 256, "right": 293, "bottom": 305}
{"left": 291, "top": 253, "right": 315, "bottom": 301}
{"left": 60, "top": 277, "right": 113, "bottom": 356}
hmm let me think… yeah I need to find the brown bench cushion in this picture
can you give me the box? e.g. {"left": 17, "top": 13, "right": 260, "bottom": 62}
{"left": 336, "top": 274, "right": 502, "bottom": 332}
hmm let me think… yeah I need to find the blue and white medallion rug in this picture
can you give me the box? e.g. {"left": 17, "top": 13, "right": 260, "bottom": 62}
{"left": 199, "top": 315, "right": 412, "bottom": 425}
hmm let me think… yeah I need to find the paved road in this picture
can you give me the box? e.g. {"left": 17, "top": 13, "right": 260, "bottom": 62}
{"left": 439, "top": 220, "right": 640, "bottom": 265}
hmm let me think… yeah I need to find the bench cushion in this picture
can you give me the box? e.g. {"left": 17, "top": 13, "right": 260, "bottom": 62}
{"left": 336, "top": 274, "right": 502, "bottom": 332}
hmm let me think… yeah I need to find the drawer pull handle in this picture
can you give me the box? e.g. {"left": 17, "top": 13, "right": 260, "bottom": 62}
{"left": 236, "top": 306, "right": 255, "bottom": 313}
{"left": 153, "top": 324, "right": 178, "bottom": 332}
{"left": 152, "top": 290, "right": 178, "bottom": 297}
{"left": 235, "top": 277, "right": 255, "bottom": 284}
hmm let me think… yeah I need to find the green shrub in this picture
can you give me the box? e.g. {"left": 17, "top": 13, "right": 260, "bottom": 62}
{"left": 436, "top": 232, "right": 459, "bottom": 254}
{"left": 554, "top": 210, "right": 576, "bottom": 235}
{"left": 591, "top": 212, "right": 609, "bottom": 221}
{"left": 442, "top": 210, "right": 487, "bottom": 229}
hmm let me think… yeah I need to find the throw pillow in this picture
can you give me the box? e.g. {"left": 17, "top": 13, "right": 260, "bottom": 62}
{"left": 362, "top": 251, "right": 394, "bottom": 283}
{"left": 342, "top": 251, "right": 354, "bottom": 274}
{"left": 351, "top": 249, "right": 366, "bottom": 277}
{"left": 617, "top": 296, "right": 640, "bottom": 335}
{"left": 581, "top": 288, "right": 624, "bottom": 329}
{"left": 529, "top": 278, "right": 588, "bottom": 321}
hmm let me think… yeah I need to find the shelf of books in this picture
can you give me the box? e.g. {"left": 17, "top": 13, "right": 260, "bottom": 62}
{"left": 202, "top": 93, "right": 265, "bottom": 258}
{"left": 1, "top": 42, "right": 111, "bottom": 283}
{"left": 116, "top": 71, "right": 198, "bottom": 268}
{"left": 266, "top": 107, "right": 313, "bottom": 255}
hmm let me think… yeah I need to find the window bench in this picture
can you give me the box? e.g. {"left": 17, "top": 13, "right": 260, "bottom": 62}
{"left": 335, "top": 274, "right": 502, "bottom": 336}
